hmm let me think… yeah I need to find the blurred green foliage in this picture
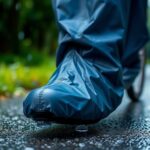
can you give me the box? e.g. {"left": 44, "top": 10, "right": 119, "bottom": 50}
{"left": 0, "top": 0, "right": 58, "bottom": 97}
{"left": 0, "top": 1, "right": 150, "bottom": 97}
{"left": 0, "top": 0, "right": 58, "bottom": 55}
{"left": 0, "top": 53, "right": 56, "bottom": 97}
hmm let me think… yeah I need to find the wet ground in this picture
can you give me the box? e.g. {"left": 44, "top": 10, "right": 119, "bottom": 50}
{"left": 1, "top": 67, "right": 150, "bottom": 150}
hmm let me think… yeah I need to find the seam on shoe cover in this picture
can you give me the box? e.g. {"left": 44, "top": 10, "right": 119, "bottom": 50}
{"left": 38, "top": 88, "right": 46, "bottom": 111}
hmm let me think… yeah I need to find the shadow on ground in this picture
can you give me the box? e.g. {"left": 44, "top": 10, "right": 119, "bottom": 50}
{"left": 1, "top": 95, "right": 150, "bottom": 150}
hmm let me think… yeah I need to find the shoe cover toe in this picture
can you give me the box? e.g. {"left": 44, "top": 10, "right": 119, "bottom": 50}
{"left": 23, "top": 83, "right": 101, "bottom": 122}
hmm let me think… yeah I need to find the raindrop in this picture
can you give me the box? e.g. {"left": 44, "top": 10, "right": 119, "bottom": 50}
{"left": 75, "top": 125, "right": 88, "bottom": 133}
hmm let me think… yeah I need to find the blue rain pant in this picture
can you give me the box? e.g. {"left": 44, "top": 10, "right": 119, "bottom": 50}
{"left": 23, "top": 0, "right": 149, "bottom": 124}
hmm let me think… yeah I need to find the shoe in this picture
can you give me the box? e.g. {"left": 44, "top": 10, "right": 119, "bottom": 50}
{"left": 23, "top": 49, "right": 124, "bottom": 124}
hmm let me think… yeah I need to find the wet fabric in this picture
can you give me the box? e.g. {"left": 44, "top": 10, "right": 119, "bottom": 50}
{"left": 23, "top": 0, "right": 149, "bottom": 123}
{"left": 122, "top": 0, "right": 149, "bottom": 88}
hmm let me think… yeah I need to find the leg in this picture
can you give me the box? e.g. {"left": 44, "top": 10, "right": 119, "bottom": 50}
{"left": 122, "top": 0, "right": 149, "bottom": 88}
{"left": 23, "top": 0, "right": 147, "bottom": 123}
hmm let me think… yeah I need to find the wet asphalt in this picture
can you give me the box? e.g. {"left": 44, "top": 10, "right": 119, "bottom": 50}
{"left": 0, "top": 66, "right": 150, "bottom": 150}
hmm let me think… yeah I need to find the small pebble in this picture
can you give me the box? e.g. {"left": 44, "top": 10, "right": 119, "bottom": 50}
{"left": 89, "top": 141, "right": 94, "bottom": 145}
{"left": 0, "top": 138, "right": 4, "bottom": 142}
{"left": 79, "top": 143, "right": 85, "bottom": 148}
{"left": 25, "top": 147, "right": 34, "bottom": 150}
{"left": 47, "top": 146, "right": 51, "bottom": 149}
{"left": 12, "top": 116, "right": 18, "bottom": 121}
{"left": 66, "top": 140, "right": 72, "bottom": 144}
{"left": 60, "top": 143, "right": 66, "bottom": 147}
{"left": 95, "top": 142, "right": 102, "bottom": 148}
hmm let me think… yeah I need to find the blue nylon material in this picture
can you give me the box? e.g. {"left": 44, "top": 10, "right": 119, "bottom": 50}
{"left": 23, "top": 0, "right": 149, "bottom": 123}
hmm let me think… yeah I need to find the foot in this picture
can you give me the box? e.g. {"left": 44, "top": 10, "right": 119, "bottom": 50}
{"left": 23, "top": 50, "right": 124, "bottom": 124}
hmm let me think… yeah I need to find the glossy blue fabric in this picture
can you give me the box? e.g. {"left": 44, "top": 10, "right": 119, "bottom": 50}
{"left": 23, "top": 0, "right": 149, "bottom": 124}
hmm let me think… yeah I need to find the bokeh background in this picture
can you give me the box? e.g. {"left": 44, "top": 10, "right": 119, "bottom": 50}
{"left": 0, "top": 0, "right": 150, "bottom": 99}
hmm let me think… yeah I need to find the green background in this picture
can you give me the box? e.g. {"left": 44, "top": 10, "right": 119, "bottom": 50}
{"left": 0, "top": 0, "right": 150, "bottom": 97}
